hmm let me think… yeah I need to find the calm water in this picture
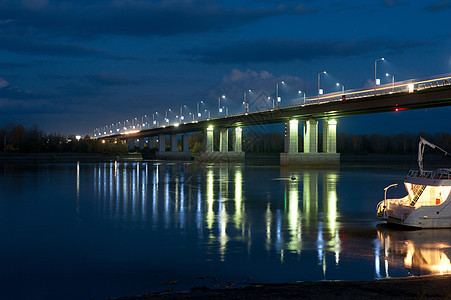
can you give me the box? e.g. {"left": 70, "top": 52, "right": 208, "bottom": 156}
{"left": 1, "top": 160, "right": 451, "bottom": 299}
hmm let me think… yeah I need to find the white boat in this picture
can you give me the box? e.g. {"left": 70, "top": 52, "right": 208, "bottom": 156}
{"left": 377, "top": 137, "right": 451, "bottom": 228}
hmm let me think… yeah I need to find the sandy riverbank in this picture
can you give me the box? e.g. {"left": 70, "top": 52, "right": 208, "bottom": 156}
{"left": 115, "top": 275, "right": 451, "bottom": 299}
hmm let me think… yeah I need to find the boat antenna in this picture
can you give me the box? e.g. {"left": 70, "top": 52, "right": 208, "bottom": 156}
{"left": 418, "top": 137, "right": 451, "bottom": 173}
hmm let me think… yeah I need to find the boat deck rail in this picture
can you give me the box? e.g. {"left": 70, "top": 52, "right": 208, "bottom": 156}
{"left": 407, "top": 169, "right": 451, "bottom": 180}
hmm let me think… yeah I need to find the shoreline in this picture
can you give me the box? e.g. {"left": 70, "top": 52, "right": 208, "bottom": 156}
{"left": 115, "top": 274, "right": 451, "bottom": 299}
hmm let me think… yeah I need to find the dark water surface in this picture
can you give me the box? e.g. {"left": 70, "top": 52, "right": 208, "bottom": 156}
{"left": 1, "top": 160, "right": 451, "bottom": 299}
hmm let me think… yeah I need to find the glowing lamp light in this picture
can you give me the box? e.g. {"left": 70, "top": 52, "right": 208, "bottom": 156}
{"left": 395, "top": 108, "right": 399, "bottom": 112}
{"left": 277, "top": 96, "right": 281, "bottom": 102}
{"left": 75, "top": 135, "right": 81, "bottom": 141}
{"left": 174, "top": 123, "right": 180, "bottom": 127}
{"left": 319, "top": 89, "right": 324, "bottom": 95}
{"left": 376, "top": 79, "right": 381, "bottom": 86}
{"left": 219, "top": 108, "right": 223, "bottom": 113}
{"left": 207, "top": 125, "right": 213, "bottom": 131}
{"left": 408, "top": 84, "right": 414, "bottom": 93}
{"left": 198, "top": 112, "right": 201, "bottom": 117}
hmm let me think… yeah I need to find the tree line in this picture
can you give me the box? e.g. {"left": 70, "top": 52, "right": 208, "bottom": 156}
{"left": 2, "top": 122, "right": 450, "bottom": 155}
{"left": 0, "top": 123, "right": 128, "bottom": 154}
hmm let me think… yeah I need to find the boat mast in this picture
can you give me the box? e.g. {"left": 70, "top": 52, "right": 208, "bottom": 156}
{"left": 418, "top": 137, "right": 451, "bottom": 173}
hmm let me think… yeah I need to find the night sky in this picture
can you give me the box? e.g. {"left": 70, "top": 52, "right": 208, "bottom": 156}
{"left": 0, "top": 0, "right": 450, "bottom": 136}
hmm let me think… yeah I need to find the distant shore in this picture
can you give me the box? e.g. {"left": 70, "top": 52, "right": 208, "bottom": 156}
{"left": 0, "top": 152, "right": 143, "bottom": 162}
{"left": 115, "top": 274, "right": 451, "bottom": 299}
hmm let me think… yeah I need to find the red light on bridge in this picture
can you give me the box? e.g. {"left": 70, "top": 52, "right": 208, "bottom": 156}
{"left": 395, "top": 108, "right": 399, "bottom": 112}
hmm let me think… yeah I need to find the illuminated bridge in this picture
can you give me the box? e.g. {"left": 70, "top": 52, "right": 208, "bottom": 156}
{"left": 95, "top": 74, "right": 451, "bottom": 165}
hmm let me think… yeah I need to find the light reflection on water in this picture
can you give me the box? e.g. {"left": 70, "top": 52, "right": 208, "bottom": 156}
{"left": 1, "top": 160, "right": 450, "bottom": 299}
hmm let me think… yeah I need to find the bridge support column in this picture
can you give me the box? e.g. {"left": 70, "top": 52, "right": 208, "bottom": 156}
{"left": 127, "top": 139, "right": 135, "bottom": 151}
{"left": 234, "top": 127, "right": 242, "bottom": 152}
{"left": 304, "top": 119, "right": 318, "bottom": 153}
{"left": 280, "top": 119, "right": 339, "bottom": 166}
{"left": 284, "top": 120, "right": 299, "bottom": 153}
{"left": 204, "top": 126, "right": 214, "bottom": 152}
{"left": 219, "top": 128, "right": 228, "bottom": 152}
{"left": 138, "top": 138, "right": 145, "bottom": 150}
{"left": 158, "top": 134, "right": 166, "bottom": 152}
{"left": 323, "top": 119, "right": 337, "bottom": 153}
{"left": 200, "top": 126, "right": 244, "bottom": 162}
{"left": 170, "top": 134, "right": 178, "bottom": 152}
{"left": 182, "top": 134, "right": 190, "bottom": 152}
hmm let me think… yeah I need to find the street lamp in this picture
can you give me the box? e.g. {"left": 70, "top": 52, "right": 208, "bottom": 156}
{"left": 386, "top": 73, "right": 395, "bottom": 91}
{"left": 243, "top": 89, "right": 251, "bottom": 113}
{"left": 298, "top": 90, "right": 306, "bottom": 104}
{"left": 218, "top": 95, "right": 225, "bottom": 116}
{"left": 276, "top": 81, "right": 285, "bottom": 108}
{"left": 180, "top": 105, "right": 186, "bottom": 123}
{"left": 205, "top": 109, "right": 211, "bottom": 119}
{"left": 152, "top": 112, "right": 158, "bottom": 126}
{"left": 165, "top": 109, "right": 171, "bottom": 124}
{"left": 318, "top": 71, "right": 326, "bottom": 100}
{"left": 336, "top": 82, "right": 344, "bottom": 94}
{"left": 374, "top": 57, "right": 385, "bottom": 94}
{"left": 197, "top": 100, "right": 203, "bottom": 119}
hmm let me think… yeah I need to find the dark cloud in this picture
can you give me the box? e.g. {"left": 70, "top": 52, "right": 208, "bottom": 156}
{"left": 0, "top": 34, "right": 133, "bottom": 59}
{"left": 0, "top": 0, "right": 317, "bottom": 38}
{"left": 192, "top": 38, "right": 427, "bottom": 64}
{"left": 85, "top": 73, "right": 141, "bottom": 87}
{"left": 381, "top": 0, "right": 406, "bottom": 7}
{"left": 425, "top": 1, "right": 451, "bottom": 11}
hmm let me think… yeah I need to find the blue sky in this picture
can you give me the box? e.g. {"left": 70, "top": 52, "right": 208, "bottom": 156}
{"left": 0, "top": 0, "right": 450, "bottom": 136}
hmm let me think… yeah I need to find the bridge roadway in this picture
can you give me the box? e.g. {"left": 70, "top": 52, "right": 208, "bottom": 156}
{"left": 104, "top": 83, "right": 451, "bottom": 140}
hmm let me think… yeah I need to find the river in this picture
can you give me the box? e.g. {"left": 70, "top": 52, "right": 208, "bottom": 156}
{"left": 1, "top": 159, "right": 451, "bottom": 299}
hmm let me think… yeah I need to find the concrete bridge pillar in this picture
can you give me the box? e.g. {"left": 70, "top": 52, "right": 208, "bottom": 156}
{"left": 200, "top": 125, "right": 244, "bottom": 162}
{"left": 158, "top": 134, "right": 166, "bottom": 152}
{"left": 234, "top": 127, "right": 242, "bottom": 152}
{"left": 284, "top": 120, "right": 299, "bottom": 153}
{"left": 219, "top": 128, "right": 228, "bottom": 152}
{"left": 127, "top": 139, "right": 135, "bottom": 151}
{"left": 323, "top": 120, "right": 337, "bottom": 153}
{"left": 138, "top": 138, "right": 145, "bottom": 150}
{"left": 204, "top": 126, "right": 214, "bottom": 152}
{"left": 170, "top": 134, "right": 178, "bottom": 152}
{"left": 182, "top": 134, "right": 190, "bottom": 152}
{"left": 304, "top": 119, "right": 318, "bottom": 153}
{"left": 280, "top": 119, "right": 339, "bottom": 166}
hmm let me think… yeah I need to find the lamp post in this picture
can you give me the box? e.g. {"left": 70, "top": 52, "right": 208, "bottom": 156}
{"left": 205, "top": 109, "right": 211, "bottom": 119}
{"left": 386, "top": 73, "right": 395, "bottom": 91}
{"left": 180, "top": 105, "right": 186, "bottom": 123}
{"left": 218, "top": 95, "right": 225, "bottom": 116}
{"left": 276, "top": 81, "right": 284, "bottom": 108}
{"left": 336, "top": 83, "right": 344, "bottom": 94}
{"left": 152, "top": 112, "right": 158, "bottom": 127}
{"left": 374, "top": 57, "right": 385, "bottom": 94}
{"left": 318, "top": 71, "right": 326, "bottom": 101}
{"left": 243, "top": 89, "right": 251, "bottom": 113}
{"left": 197, "top": 100, "right": 203, "bottom": 119}
{"left": 298, "top": 90, "right": 306, "bottom": 104}
{"left": 165, "top": 109, "right": 171, "bottom": 124}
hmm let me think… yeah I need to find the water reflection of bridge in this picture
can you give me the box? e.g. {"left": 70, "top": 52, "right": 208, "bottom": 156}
{"left": 88, "top": 162, "right": 345, "bottom": 272}
{"left": 86, "top": 161, "right": 451, "bottom": 279}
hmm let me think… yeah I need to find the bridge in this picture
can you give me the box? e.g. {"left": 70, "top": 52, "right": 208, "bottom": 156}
{"left": 95, "top": 74, "right": 451, "bottom": 165}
